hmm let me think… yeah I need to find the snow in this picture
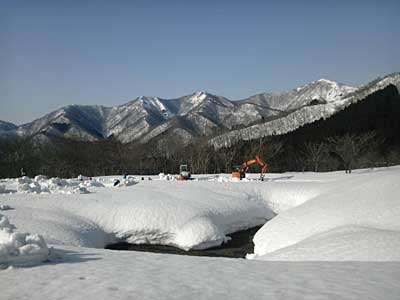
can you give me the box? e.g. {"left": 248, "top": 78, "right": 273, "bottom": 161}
{"left": 191, "top": 91, "right": 208, "bottom": 107}
{"left": 0, "top": 204, "right": 12, "bottom": 211}
{"left": 211, "top": 73, "right": 399, "bottom": 149}
{"left": 1, "top": 167, "right": 400, "bottom": 298}
{"left": 7, "top": 73, "right": 398, "bottom": 146}
{"left": 2, "top": 168, "right": 400, "bottom": 258}
{"left": 253, "top": 225, "right": 400, "bottom": 261}
{"left": 14, "top": 176, "right": 91, "bottom": 194}
{"left": 0, "top": 213, "right": 49, "bottom": 268}
{"left": 0, "top": 176, "right": 275, "bottom": 250}
{"left": 249, "top": 167, "right": 400, "bottom": 261}
{"left": 1, "top": 245, "right": 400, "bottom": 300}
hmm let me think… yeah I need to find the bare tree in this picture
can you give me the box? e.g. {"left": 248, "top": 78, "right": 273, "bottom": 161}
{"left": 327, "top": 132, "right": 377, "bottom": 173}
{"left": 301, "top": 141, "right": 327, "bottom": 172}
{"left": 264, "top": 140, "right": 284, "bottom": 160}
{"left": 218, "top": 147, "right": 237, "bottom": 173}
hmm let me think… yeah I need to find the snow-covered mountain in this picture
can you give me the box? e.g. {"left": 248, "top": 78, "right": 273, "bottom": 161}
{"left": 210, "top": 73, "right": 400, "bottom": 149}
{"left": 0, "top": 120, "right": 17, "bottom": 133}
{"left": 2, "top": 73, "right": 399, "bottom": 145}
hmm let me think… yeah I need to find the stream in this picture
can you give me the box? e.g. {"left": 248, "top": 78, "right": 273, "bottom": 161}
{"left": 105, "top": 226, "right": 262, "bottom": 258}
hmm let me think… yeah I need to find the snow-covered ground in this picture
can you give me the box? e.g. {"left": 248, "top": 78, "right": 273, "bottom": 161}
{"left": 1, "top": 246, "right": 399, "bottom": 300}
{"left": 250, "top": 167, "right": 400, "bottom": 261}
{"left": 1, "top": 166, "right": 400, "bottom": 299}
{"left": 0, "top": 213, "right": 49, "bottom": 268}
{"left": 0, "top": 175, "right": 275, "bottom": 250}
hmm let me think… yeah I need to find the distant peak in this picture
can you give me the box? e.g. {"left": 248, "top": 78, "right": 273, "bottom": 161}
{"left": 316, "top": 78, "right": 337, "bottom": 85}
{"left": 192, "top": 91, "right": 208, "bottom": 102}
{"left": 194, "top": 90, "right": 208, "bottom": 97}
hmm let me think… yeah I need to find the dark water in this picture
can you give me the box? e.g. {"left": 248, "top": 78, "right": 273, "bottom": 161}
{"left": 105, "top": 226, "right": 262, "bottom": 258}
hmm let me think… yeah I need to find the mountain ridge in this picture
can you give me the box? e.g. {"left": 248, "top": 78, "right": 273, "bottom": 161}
{"left": 2, "top": 73, "right": 399, "bottom": 146}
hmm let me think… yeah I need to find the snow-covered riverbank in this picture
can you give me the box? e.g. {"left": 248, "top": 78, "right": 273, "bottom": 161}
{"left": 1, "top": 166, "right": 400, "bottom": 299}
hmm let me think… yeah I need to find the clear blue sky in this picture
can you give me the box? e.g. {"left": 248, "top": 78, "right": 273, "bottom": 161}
{"left": 1, "top": 0, "right": 399, "bottom": 125}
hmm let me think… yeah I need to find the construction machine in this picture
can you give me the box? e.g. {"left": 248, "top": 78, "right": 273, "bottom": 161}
{"left": 232, "top": 155, "right": 267, "bottom": 180}
{"left": 178, "top": 164, "right": 191, "bottom": 181}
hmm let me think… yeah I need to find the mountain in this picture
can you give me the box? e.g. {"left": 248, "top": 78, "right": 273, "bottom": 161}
{"left": 0, "top": 120, "right": 17, "bottom": 134}
{"left": 210, "top": 73, "right": 400, "bottom": 149}
{"left": 2, "top": 73, "right": 399, "bottom": 146}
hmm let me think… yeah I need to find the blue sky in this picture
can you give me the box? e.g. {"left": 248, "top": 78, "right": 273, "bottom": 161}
{"left": 1, "top": 0, "right": 399, "bottom": 124}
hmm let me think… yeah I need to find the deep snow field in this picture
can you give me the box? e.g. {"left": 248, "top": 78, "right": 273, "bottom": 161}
{"left": 1, "top": 167, "right": 400, "bottom": 299}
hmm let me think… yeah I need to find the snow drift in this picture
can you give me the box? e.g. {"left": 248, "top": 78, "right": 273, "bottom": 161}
{"left": 0, "top": 213, "right": 49, "bottom": 267}
{"left": 250, "top": 167, "right": 400, "bottom": 261}
{"left": 1, "top": 179, "right": 275, "bottom": 250}
{"left": 1, "top": 167, "right": 400, "bottom": 260}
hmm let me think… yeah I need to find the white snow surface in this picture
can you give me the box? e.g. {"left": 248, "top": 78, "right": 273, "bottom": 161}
{"left": 14, "top": 176, "right": 91, "bottom": 194}
{"left": 1, "top": 167, "right": 400, "bottom": 298}
{"left": 1, "top": 167, "right": 400, "bottom": 261}
{"left": 1, "top": 245, "right": 399, "bottom": 300}
{"left": 0, "top": 213, "right": 49, "bottom": 267}
{"left": 1, "top": 176, "right": 275, "bottom": 250}
{"left": 249, "top": 166, "right": 400, "bottom": 261}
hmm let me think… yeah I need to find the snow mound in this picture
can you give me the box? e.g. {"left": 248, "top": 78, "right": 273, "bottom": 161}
{"left": 174, "top": 217, "right": 226, "bottom": 250}
{"left": 34, "top": 175, "right": 47, "bottom": 181}
{"left": 3, "top": 167, "right": 400, "bottom": 256}
{"left": 1, "top": 180, "right": 275, "bottom": 250}
{"left": 250, "top": 167, "right": 400, "bottom": 261}
{"left": 15, "top": 176, "right": 91, "bottom": 194}
{"left": 249, "top": 225, "right": 400, "bottom": 261}
{"left": 0, "top": 205, "right": 12, "bottom": 211}
{"left": 0, "top": 213, "right": 49, "bottom": 267}
{"left": 79, "top": 180, "right": 105, "bottom": 188}
{"left": 115, "top": 176, "right": 138, "bottom": 187}
{"left": 158, "top": 173, "right": 177, "bottom": 181}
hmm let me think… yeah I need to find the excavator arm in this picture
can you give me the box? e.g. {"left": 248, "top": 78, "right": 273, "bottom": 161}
{"left": 232, "top": 155, "right": 268, "bottom": 180}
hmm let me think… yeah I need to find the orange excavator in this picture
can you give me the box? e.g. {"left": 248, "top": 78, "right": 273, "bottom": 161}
{"left": 232, "top": 155, "right": 268, "bottom": 181}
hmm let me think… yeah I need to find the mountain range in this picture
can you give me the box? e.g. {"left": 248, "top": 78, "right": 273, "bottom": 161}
{"left": 1, "top": 73, "right": 399, "bottom": 148}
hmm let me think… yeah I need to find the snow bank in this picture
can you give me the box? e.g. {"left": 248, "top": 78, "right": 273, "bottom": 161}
{"left": 250, "top": 167, "right": 400, "bottom": 261}
{"left": 92, "top": 176, "right": 138, "bottom": 187}
{"left": 2, "top": 180, "right": 275, "bottom": 250}
{"left": 114, "top": 176, "right": 138, "bottom": 187}
{"left": 2, "top": 245, "right": 400, "bottom": 300}
{"left": 0, "top": 205, "right": 12, "bottom": 211}
{"left": 252, "top": 225, "right": 400, "bottom": 261}
{"left": 158, "top": 173, "right": 177, "bottom": 181}
{"left": 90, "top": 181, "right": 274, "bottom": 250}
{"left": 15, "top": 176, "right": 90, "bottom": 194}
{"left": 0, "top": 213, "right": 49, "bottom": 267}
{"left": 2, "top": 167, "right": 400, "bottom": 257}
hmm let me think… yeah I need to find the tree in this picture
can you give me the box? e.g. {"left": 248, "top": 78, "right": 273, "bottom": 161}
{"left": 327, "top": 132, "right": 378, "bottom": 173}
{"left": 301, "top": 141, "right": 327, "bottom": 172}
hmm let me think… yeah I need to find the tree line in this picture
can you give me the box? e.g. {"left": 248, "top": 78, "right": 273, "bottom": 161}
{"left": 1, "top": 80, "right": 398, "bottom": 178}
{"left": 0, "top": 131, "right": 399, "bottom": 179}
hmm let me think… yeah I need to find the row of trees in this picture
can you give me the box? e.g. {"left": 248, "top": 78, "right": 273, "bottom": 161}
{"left": 0, "top": 130, "right": 399, "bottom": 179}
{"left": 301, "top": 132, "right": 384, "bottom": 173}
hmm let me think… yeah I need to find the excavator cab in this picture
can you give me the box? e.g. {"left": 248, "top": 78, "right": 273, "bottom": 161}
{"left": 232, "top": 165, "right": 245, "bottom": 180}
{"left": 178, "top": 164, "right": 191, "bottom": 181}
